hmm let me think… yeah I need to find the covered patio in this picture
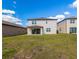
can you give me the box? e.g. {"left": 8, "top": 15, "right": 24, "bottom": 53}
{"left": 27, "top": 26, "right": 43, "bottom": 35}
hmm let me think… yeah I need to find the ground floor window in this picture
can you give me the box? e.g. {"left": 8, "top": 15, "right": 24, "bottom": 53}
{"left": 46, "top": 28, "right": 51, "bottom": 32}
{"left": 70, "top": 27, "right": 77, "bottom": 33}
{"left": 32, "top": 28, "right": 40, "bottom": 34}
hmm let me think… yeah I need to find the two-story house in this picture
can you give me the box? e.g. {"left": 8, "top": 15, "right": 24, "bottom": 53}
{"left": 57, "top": 17, "right": 77, "bottom": 34}
{"left": 27, "top": 18, "right": 57, "bottom": 35}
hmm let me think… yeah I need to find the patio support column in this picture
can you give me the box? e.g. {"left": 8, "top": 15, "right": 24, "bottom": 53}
{"left": 40, "top": 28, "right": 43, "bottom": 35}
{"left": 27, "top": 28, "right": 31, "bottom": 35}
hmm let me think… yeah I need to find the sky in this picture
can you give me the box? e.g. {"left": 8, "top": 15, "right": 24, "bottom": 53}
{"left": 2, "top": 0, "right": 77, "bottom": 26}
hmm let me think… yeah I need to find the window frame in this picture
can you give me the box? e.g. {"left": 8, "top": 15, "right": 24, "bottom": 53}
{"left": 46, "top": 28, "right": 51, "bottom": 32}
{"left": 32, "top": 20, "right": 36, "bottom": 24}
{"left": 46, "top": 20, "right": 48, "bottom": 24}
{"left": 70, "top": 27, "right": 76, "bottom": 33}
{"left": 70, "top": 19, "right": 75, "bottom": 24}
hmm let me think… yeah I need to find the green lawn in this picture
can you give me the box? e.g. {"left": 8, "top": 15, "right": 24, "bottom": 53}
{"left": 3, "top": 34, "right": 77, "bottom": 59}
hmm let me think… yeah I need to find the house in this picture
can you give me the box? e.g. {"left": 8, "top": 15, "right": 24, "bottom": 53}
{"left": 2, "top": 20, "right": 27, "bottom": 36}
{"left": 57, "top": 17, "right": 77, "bottom": 34}
{"left": 27, "top": 18, "right": 57, "bottom": 35}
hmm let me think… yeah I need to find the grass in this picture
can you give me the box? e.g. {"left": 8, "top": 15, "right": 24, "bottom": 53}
{"left": 3, "top": 34, "right": 77, "bottom": 59}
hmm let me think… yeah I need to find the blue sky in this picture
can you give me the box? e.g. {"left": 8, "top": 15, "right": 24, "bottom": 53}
{"left": 2, "top": 0, "right": 77, "bottom": 26}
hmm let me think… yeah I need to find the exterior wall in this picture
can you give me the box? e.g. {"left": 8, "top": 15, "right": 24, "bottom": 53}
{"left": 28, "top": 20, "right": 57, "bottom": 34}
{"left": 66, "top": 19, "right": 77, "bottom": 33}
{"left": 2, "top": 24, "right": 27, "bottom": 36}
{"left": 57, "top": 20, "right": 67, "bottom": 33}
{"left": 57, "top": 18, "right": 77, "bottom": 34}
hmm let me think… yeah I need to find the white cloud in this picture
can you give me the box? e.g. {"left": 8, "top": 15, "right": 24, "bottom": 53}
{"left": 47, "top": 15, "right": 65, "bottom": 22}
{"left": 2, "top": 9, "right": 22, "bottom": 25}
{"left": 56, "top": 15, "right": 65, "bottom": 22}
{"left": 2, "top": 9, "right": 15, "bottom": 14}
{"left": 55, "top": 15, "right": 65, "bottom": 19}
{"left": 64, "top": 11, "right": 70, "bottom": 15}
{"left": 47, "top": 16, "right": 57, "bottom": 19}
{"left": 2, "top": 15, "right": 22, "bottom": 25}
{"left": 69, "top": 1, "right": 77, "bottom": 8}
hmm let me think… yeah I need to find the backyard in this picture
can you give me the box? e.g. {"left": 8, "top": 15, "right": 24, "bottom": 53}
{"left": 3, "top": 34, "right": 77, "bottom": 59}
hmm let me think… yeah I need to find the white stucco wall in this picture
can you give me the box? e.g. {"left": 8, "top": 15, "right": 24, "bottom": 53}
{"left": 28, "top": 19, "right": 57, "bottom": 34}
{"left": 66, "top": 19, "right": 77, "bottom": 33}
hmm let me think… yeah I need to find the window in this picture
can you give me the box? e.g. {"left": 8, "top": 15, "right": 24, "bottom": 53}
{"left": 70, "top": 27, "right": 76, "bottom": 33}
{"left": 46, "top": 20, "right": 48, "bottom": 24}
{"left": 32, "top": 20, "right": 36, "bottom": 24}
{"left": 70, "top": 20, "right": 75, "bottom": 23}
{"left": 46, "top": 28, "right": 51, "bottom": 32}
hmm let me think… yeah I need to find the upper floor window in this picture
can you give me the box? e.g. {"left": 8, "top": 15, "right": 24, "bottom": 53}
{"left": 46, "top": 20, "right": 48, "bottom": 24}
{"left": 70, "top": 20, "right": 75, "bottom": 23}
{"left": 32, "top": 20, "right": 36, "bottom": 24}
{"left": 46, "top": 28, "right": 51, "bottom": 32}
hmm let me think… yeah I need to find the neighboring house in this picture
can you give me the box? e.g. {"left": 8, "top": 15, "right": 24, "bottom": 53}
{"left": 57, "top": 17, "right": 77, "bottom": 34}
{"left": 2, "top": 20, "right": 27, "bottom": 36}
{"left": 27, "top": 18, "right": 57, "bottom": 35}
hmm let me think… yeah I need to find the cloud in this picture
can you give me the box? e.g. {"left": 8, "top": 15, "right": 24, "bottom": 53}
{"left": 2, "top": 15, "right": 22, "bottom": 25}
{"left": 2, "top": 9, "right": 22, "bottom": 25}
{"left": 64, "top": 11, "right": 70, "bottom": 15}
{"left": 13, "top": 1, "right": 16, "bottom": 4}
{"left": 2, "top": 9, "right": 15, "bottom": 14}
{"left": 55, "top": 15, "right": 65, "bottom": 19}
{"left": 47, "top": 15, "right": 65, "bottom": 22}
{"left": 69, "top": 1, "right": 77, "bottom": 8}
{"left": 13, "top": 1, "right": 16, "bottom": 8}
{"left": 47, "top": 16, "right": 57, "bottom": 19}
{"left": 13, "top": 5, "right": 16, "bottom": 8}
{"left": 56, "top": 15, "right": 65, "bottom": 22}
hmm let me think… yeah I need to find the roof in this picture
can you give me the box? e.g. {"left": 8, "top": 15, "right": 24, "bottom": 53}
{"left": 2, "top": 20, "right": 26, "bottom": 29}
{"left": 27, "top": 25, "right": 43, "bottom": 28}
{"left": 57, "top": 17, "right": 77, "bottom": 24}
{"left": 28, "top": 17, "right": 57, "bottom": 20}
